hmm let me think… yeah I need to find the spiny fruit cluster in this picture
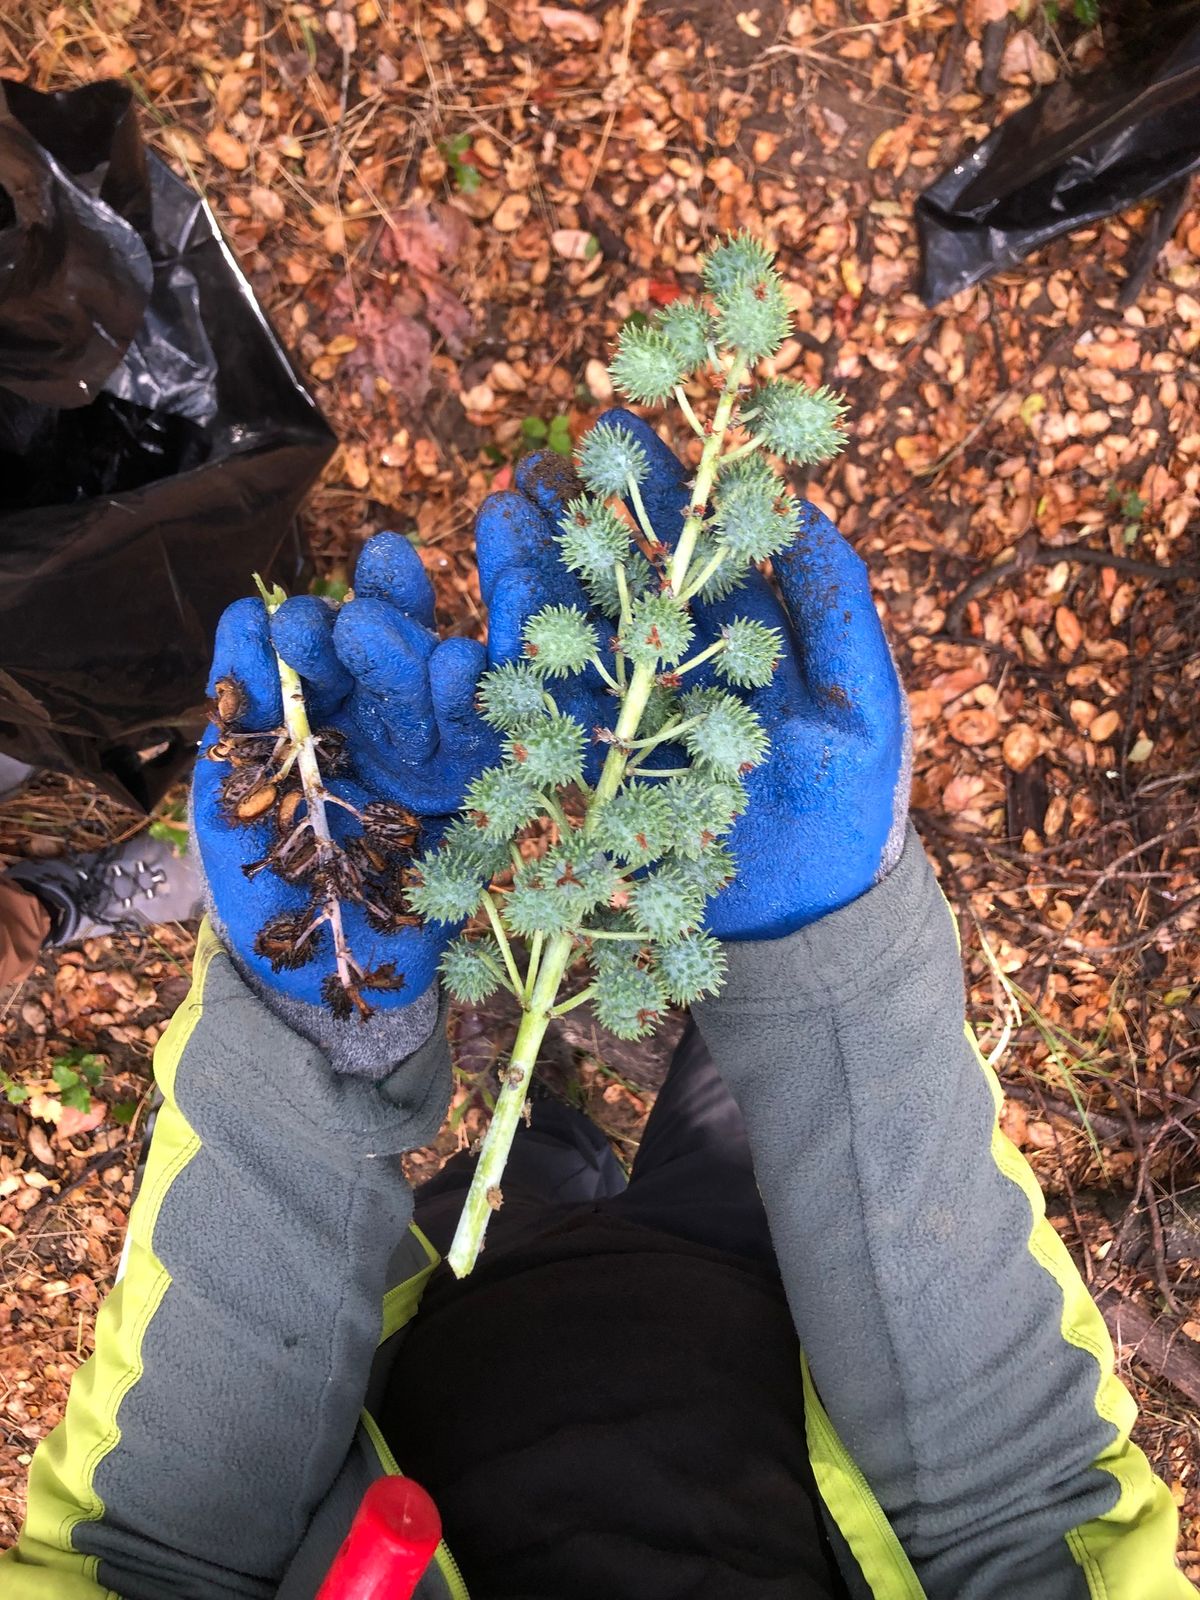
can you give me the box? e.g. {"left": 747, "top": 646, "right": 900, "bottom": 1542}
{"left": 413, "top": 232, "right": 848, "bottom": 1042}
{"left": 208, "top": 676, "right": 422, "bottom": 1019}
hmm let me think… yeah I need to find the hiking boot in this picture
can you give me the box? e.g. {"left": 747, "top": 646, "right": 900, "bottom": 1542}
{"left": 5, "top": 835, "right": 202, "bottom": 946}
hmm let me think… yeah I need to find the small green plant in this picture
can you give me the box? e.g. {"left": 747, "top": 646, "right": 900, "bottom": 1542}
{"left": 439, "top": 132, "right": 481, "bottom": 194}
{"left": 411, "top": 233, "right": 847, "bottom": 1273}
{"left": 1041, "top": 0, "right": 1099, "bottom": 25}
{"left": 0, "top": 1066, "right": 29, "bottom": 1106}
{"left": 50, "top": 1049, "right": 105, "bottom": 1114}
{"left": 311, "top": 573, "right": 351, "bottom": 604}
{"left": 521, "top": 413, "right": 573, "bottom": 455}
{"left": 149, "top": 796, "right": 189, "bottom": 854}
{"left": 1107, "top": 482, "right": 1146, "bottom": 547}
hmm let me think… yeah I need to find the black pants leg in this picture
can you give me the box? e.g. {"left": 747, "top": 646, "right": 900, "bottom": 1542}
{"left": 413, "top": 1020, "right": 775, "bottom": 1266}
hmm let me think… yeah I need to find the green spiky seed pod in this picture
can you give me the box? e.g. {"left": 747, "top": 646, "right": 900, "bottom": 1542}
{"left": 438, "top": 819, "right": 514, "bottom": 880}
{"left": 503, "top": 868, "right": 576, "bottom": 938}
{"left": 541, "top": 847, "right": 621, "bottom": 921}
{"left": 671, "top": 841, "right": 737, "bottom": 897}
{"left": 712, "top": 456, "right": 798, "bottom": 564}
{"left": 680, "top": 687, "right": 769, "bottom": 776}
{"left": 578, "top": 421, "right": 649, "bottom": 496}
{"left": 750, "top": 378, "right": 847, "bottom": 466}
{"left": 475, "top": 661, "right": 550, "bottom": 731}
{"left": 712, "top": 274, "right": 791, "bottom": 362}
{"left": 522, "top": 605, "right": 598, "bottom": 677}
{"left": 592, "top": 958, "right": 669, "bottom": 1040}
{"left": 702, "top": 232, "right": 775, "bottom": 299}
{"left": 655, "top": 931, "right": 726, "bottom": 1004}
{"left": 506, "top": 714, "right": 585, "bottom": 788}
{"left": 441, "top": 936, "right": 503, "bottom": 1003}
{"left": 715, "top": 617, "right": 783, "bottom": 689}
{"left": 557, "top": 495, "right": 632, "bottom": 581}
{"left": 463, "top": 764, "right": 542, "bottom": 840}
{"left": 590, "top": 781, "right": 676, "bottom": 866}
{"left": 628, "top": 863, "right": 706, "bottom": 944}
{"left": 660, "top": 772, "right": 744, "bottom": 857}
{"left": 610, "top": 325, "right": 688, "bottom": 404}
{"left": 623, "top": 593, "right": 694, "bottom": 668}
{"left": 655, "top": 300, "right": 713, "bottom": 371}
{"left": 405, "top": 851, "right": 487, "bottom": 925}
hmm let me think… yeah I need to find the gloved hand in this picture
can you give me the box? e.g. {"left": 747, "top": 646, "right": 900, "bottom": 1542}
{"left": 473, "top": 451, "right": 618, "bottom": 780}
{"left": 193, "top": 532, "right": 505, "bottom": 1015}
{"left": 485, "top": 409, "right": 911, "bottom": 942}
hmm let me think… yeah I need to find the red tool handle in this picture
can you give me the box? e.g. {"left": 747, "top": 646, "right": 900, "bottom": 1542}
{"left": 315, "top": 1476, "right": 442, "bottom": 1600}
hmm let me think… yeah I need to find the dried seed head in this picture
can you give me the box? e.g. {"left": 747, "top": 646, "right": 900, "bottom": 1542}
{"left": 313, "top": 727, "right": 352, "bottom": 775}
{"left": 360, "top": 961, "right": 406, "bottom": 994}
{"left": 312, "top": 850, "right": 364, "bottom": 902}
{"left": 254, "top": 912, "right": 323, "bottom": 972}
{"left": 360, "top": 801, "right": 421, "bottom": 850}
{"left": 321, "top": 973, "right": 357, "bottom": 1023}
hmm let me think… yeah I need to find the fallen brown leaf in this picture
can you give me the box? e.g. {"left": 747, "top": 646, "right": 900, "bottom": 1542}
{"left": 947, "top": 708, "right": 1000, "bottom": 746}
{"left": 538, "top": 5, "right": 602, "bottom": 42}
{"left": 1003, "top": 724, "right": 1040, "bottom": 772}
{"left": 1055, "top": 606, "right": 1084, "bottom": 653}
{"left": 205, "top": 127, "right": 249, "bottom": 171}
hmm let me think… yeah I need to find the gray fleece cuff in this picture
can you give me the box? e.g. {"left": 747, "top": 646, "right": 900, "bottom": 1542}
{"left": 697, "top": 821, "right": 937, "bottom": 1016}
{"left": 214, "top": 915, "right": 441, "bottom": 1081}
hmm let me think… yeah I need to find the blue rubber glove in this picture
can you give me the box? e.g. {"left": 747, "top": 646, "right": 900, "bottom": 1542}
{"left": 491, "top": 410, "right": 911, "bottom": 942}
{"left": 193, "top": 532, "right": 504, "bottom": 1017}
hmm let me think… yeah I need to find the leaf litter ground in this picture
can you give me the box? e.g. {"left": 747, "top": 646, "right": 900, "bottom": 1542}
{"left": 0, "top": 0, "right": 1198, "bottom": 1561}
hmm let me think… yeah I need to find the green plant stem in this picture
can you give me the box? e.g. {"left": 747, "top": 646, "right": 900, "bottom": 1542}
{"left": 525, "top": 930, "right": 544, "bottom": 999}
{"left": 447, "top": 929, "right": 575, "bottom": 1277}
{"left": 679, "top": 543, "right": 734, "bottom": 603}
{"left": 477, "top": 950, "right": 519, "bottom": 998}
{"left": 675, "top": 637, "right": 726, "bottom": 675}
{"left": 667, "top": 355, "right": 747, "bottom": 593}
{"left": 625, "top": 716, "right": 701, "bottom": 764}
{"left": 551, "top": 984, "right": 596, "bottom": 1017}
{"left": 540, "top": 791, "right": 571, "bottom": 834}
{"left": 615, "top": 561, "right": 632, "bottom": 630}
{"left": 589, "top": 654, "right": 622, "bottom": 693}
{"left": 627, "top": 477, "right": 657, "bottom": 549}
{"left": 673, "top": 384, "right": 704, "bottom": 437}
{"left": 481, "top": 890, "right": 524, "bottom": 998}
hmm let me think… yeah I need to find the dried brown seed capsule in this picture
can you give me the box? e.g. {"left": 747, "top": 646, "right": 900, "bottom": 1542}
{"left": 361, "top": 961, "right": 406, "bottom": 993}
{"left": 221, "top": 768, "right": 273, "bottom": 824}
{"left": 235, "top": 784, "right": 278, "bottom": 821}
{"left": 276, "top": 789, "right": 304, "bottom": 835}
{"left": 213, "top": 676, "right": 247, "bottom": 729}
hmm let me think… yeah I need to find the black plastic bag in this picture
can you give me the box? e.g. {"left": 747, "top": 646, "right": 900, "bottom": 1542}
{"left": 0, "top": 79, "right": 335, "bottom": 809}
{"left": 916, "top": 19, "right": 1200, "bottom": 307}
